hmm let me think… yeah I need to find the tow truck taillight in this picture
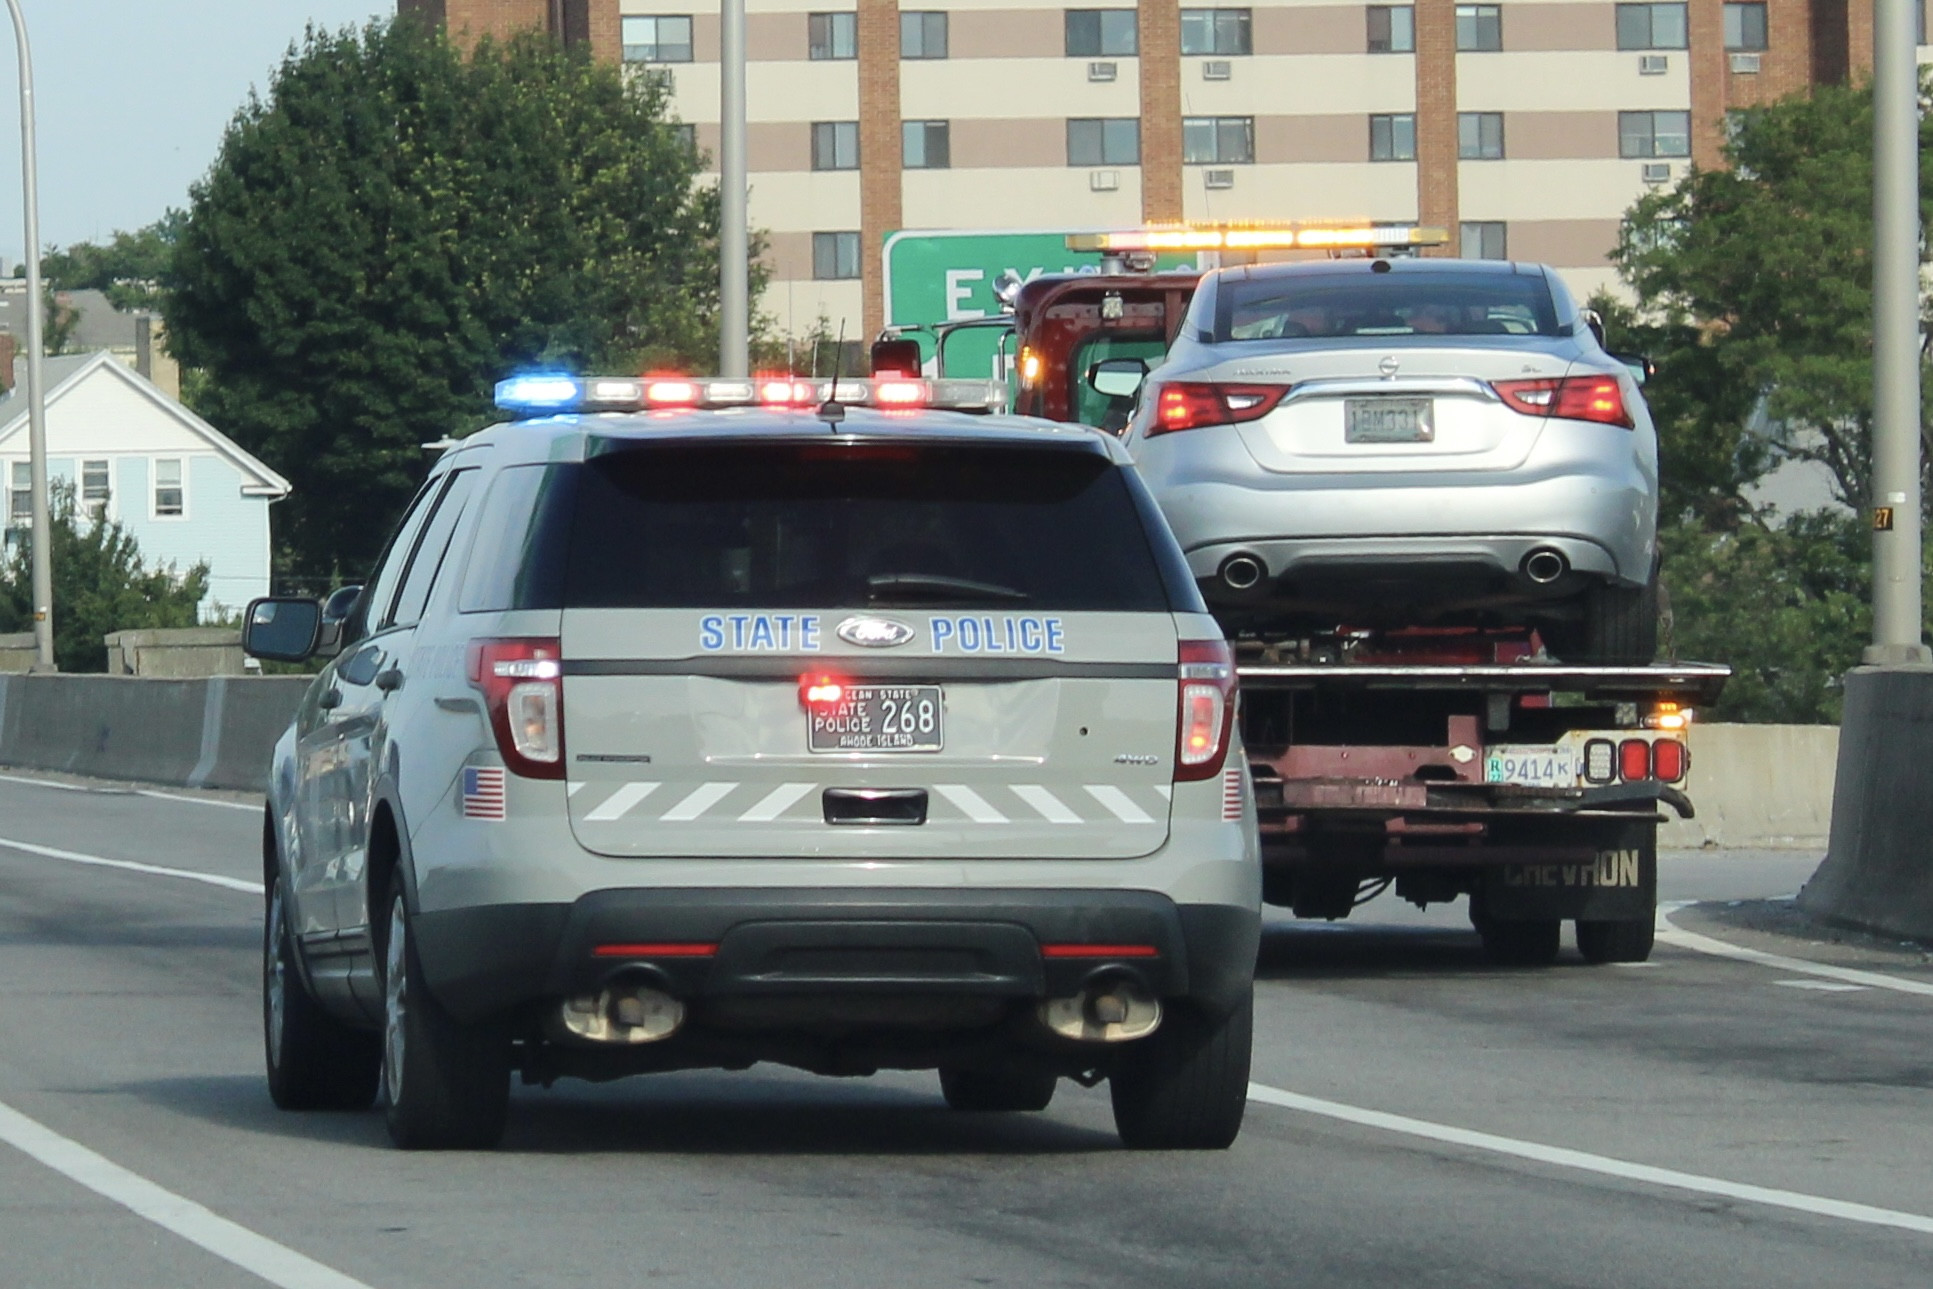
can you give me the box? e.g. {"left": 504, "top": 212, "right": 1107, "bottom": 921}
{"left": 1149, "top": 382, "right": 1289, "bottom": 436}
{"left": 1493, "top": 376, "right": 1634, "bottom": 428}
{"left": 468, "top": 639, "right": 565, "bottom": 779}
{"left": 1175, "top": 639, "right": 1237, "bottom": 782}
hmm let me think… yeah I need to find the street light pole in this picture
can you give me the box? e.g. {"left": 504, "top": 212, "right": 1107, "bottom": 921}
{"left": 718, "top": 0, "right": 749, "bottom": 377}
{"left": 1866, "top": 0, "right": 1929, "bottom": 665}
{"left": 3, "top": 0, "right": 51, "bottom": 670}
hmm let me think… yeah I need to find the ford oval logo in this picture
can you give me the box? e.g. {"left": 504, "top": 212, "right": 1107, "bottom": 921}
{"left": 836, "top": 616, "right": 916, "bottom": 648}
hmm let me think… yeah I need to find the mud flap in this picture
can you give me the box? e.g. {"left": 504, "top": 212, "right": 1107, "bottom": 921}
{"left": 1479, "top": 821, "right": 1655, "bottom": 923}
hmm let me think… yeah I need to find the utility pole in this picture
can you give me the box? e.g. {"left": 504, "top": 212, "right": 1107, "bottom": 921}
{"left": 718, "top": 0, "right": 749, "bottom": 377}
{"left": 4, "top": 0, "right": 53, "bottom": 670}
{"left": 1866, "top": 0, "right": 1929, "bottom": 665}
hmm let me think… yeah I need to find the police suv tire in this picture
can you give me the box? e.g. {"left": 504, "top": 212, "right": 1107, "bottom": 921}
{"left": 1576, "top": 917, "right": 1656, "bottom": 964}
{"left": 939, "top": 1066, "right": 1058, "bottom": 1113}
{"left": 380, "top": 883, "right": 510, "bottom": 1150}
{"left": 1476, "top": 917, "right": 1563, "bottom": 967}
{"left": 264, "top": 875, "right": 380, "bottom": 1111}
{"left": 1110, "top": 991, "right": 1252, "bottom": 1151}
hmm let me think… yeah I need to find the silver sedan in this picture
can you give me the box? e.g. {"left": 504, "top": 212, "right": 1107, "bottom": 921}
{"left": 1113, "top": 258, "right": 1659, "bottom": 663}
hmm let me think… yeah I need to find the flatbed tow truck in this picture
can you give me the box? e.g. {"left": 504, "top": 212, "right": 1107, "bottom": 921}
{"left": 873, "top": 223, "right": 1730, "bottom": 963}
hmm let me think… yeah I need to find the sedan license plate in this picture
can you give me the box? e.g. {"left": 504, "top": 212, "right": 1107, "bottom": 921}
{"left": 1484, "top": 745, "right": 1580, "bottom": 788}
{"left": 1345, "top": 397, "right": 1435, "bottom": 443}
{"left": 808, "top": 685, "right": 943, "bottom": 753}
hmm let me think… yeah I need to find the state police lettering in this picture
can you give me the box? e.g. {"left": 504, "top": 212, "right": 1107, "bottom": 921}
{"left": 698, "top": 613, "right": 1066, "bottom": 654}
{"left": 928, "top": 616, "right": 1065, "bottom": 654}
{"left": 698, "top": 615, "right": 823, "bottom": 651}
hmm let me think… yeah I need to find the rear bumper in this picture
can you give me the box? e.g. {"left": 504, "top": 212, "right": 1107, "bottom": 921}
{"left": 411, "top": 887, "right": 1259, "bottom": 1024}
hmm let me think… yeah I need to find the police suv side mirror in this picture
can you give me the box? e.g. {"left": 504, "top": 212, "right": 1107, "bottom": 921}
{"left": 242, "top": 597, "right": 324, "bottom": 663}
{"left": 316, "top": 584, "right": 364, "bottom": 656}
{"left": 1089, "top": 357, "right": 1149, "bottom": 400}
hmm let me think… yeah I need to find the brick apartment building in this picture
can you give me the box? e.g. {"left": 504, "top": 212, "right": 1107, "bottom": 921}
{"left": 406, "top": 0, "right": 1918, "bottom": 344}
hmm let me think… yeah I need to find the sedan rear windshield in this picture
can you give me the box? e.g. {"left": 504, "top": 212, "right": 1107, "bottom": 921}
{"left": 1214, "top": 270, "right": 1562, "bottom": 342}
{"left": 559, "top": 442, "right": 1180, "bottom": 612}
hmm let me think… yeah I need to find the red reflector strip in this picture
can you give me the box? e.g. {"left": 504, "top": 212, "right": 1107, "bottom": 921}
{"left": 1222, "top": 766, "right": 1245, "bottom": 821}
{"left": 1040, "top": 944, "right": 1160, "bottom": 959}
{"left": 592, "top": 943, "right": 718, "bottom": 958}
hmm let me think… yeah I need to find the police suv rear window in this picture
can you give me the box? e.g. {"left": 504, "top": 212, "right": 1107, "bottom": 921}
{"left": 1215, "top": 269, "right": 1562, "bottom": 341}
{"left": 565, "top": 442, "right": 1174, "bottom": 612}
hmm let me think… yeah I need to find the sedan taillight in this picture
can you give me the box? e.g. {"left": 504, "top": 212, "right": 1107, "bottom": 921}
{"left": 1149, "top": 382, "right": 1290, "bottom": 436}
{"left": 1493, "top": 376, "right": 1633, "bottom": 428}
{"left": 1175, "top": 639, "right": 1237, "bottom": 782}
{"left": 467, "top": 638, "right": 565, "bottom": 779}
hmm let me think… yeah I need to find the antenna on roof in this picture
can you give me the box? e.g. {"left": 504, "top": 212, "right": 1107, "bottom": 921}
{"left": 818, "top": 320, "right": 847, "bottom": 427}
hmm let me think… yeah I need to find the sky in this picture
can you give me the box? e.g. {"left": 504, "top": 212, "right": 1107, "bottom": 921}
{"left": 0, "top": 2, "right": 392, "bottom": 263}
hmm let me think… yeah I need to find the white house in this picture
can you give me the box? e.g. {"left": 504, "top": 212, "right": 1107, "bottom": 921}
{"left": 0, "top": 351, "right": 291, "bottom": 617}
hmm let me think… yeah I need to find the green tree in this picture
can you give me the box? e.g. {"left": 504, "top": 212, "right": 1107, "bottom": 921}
{"left": 40, "top": 213, "right": 183, "bottom": 313}
{"left": 167, "top": 17, "right": 731, "bottom": 585}
{"left": 0, "top": 483, "right": 209, "bottom": 673}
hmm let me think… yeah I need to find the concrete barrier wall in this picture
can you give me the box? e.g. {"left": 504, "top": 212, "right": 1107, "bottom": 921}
{"left": 0, "top": 673, "right": 306, "bottom": 794}
{"left": 1659, "top": 723, "right": 1840, "bottom": 850}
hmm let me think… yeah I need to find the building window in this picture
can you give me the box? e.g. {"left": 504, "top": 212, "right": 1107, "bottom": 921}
{"left": 1367, "top": 5, "right": 1416, "bottom": 51}
{"left": 1065, "top": 9, "right": 1139, "bottom": 56}
{"left": 812, "top": 232, "right": 861, "bottom": 281}
{"left": 1615, "top": 3, "right": 1687, "bottom": 49}
{"left": 1461, "top": 222, "right": 1507, "bottom": 260}
{"left": 1619, "top": 109, "right": 1691, "bottom": 157}
{"left": 1067, "top": 117, "right": 1140, "bottom": 165}
{"left": 903, "top": 120, "right": 951, "bottom": 168}
{"left": 1723, "top": 2, "right": 1767, "bottom": 49}
{"left": 1455, "top": 4, "right": 1502, "bottom": 50}
{"left": 621, "top": 15, "right": 693, "bottom": 63}
{"left": 901, "top": 11, "right": 948, "bottom": 57}
{"left": 1180, "top": 8, "right": 1252, "bottom": 55}
{"left": 153, "top": 458, "right": 185, "bottom": 518}
{"left": 809, "top": 12, "right": 857, "bottom": 59}
{"left": 811, "top": 121, "right": 860, "bottom": 170}
{"left": 1458, "top": 112, "right": 1505, "bottom": 159}
{"left": 80, "top": 459, "right": 110, "bottom": 520}
{"left": 1369, "top": 113, "right": 1417, "bottom": 161}
{"left": 1184, "top": 116, "right": 1255, "bottom": 164}
{"left": 6, "top": 461, "right": 28, "bottom": 528}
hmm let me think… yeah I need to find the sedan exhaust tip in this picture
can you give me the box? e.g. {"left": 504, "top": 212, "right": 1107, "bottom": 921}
{"left": 1522, "top": 549, "right": 1569, "bottom": 586}
{"left": 1219, "top": 553, "right": 1268, "bottom": 593}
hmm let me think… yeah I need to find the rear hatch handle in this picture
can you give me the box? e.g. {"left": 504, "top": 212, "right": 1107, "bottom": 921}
{"left": 823, "top": 788, "right": 929, "bottom": 826}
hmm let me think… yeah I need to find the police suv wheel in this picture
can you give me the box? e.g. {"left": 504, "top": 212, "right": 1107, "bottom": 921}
{"left": 263, "top": 875, "right": 379, "bottom": 1111}
{"left": 1110, "top": 992, "right": 1252, "bottom": 1151}
{"left": 1576, "top": 918, "right": 1655, "bottom": 964}
{"left": 380, "top": 883, "right": 510, "bottom": 1150}
{"left": 939, "top": 1066, "right": 1058, "bottom": 1113}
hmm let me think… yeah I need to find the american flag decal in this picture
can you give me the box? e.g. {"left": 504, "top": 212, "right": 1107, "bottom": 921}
{"left": 462, "top": 766, "right": 507, "bottom": 821}
{"left": 1221, "top": 766, "right": 1245, "bottom": 821}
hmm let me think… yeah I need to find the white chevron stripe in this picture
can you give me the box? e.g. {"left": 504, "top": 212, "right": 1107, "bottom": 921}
{"left": 661, "top": 782, "right": 737, "bottom": 821}
{"left": 567, "top": 782, "right": 586, "bottom": 797}
{"left": 1085, "top": 784, "right": 1153, "bottom": 824}
{"left": 582, "top": 782, "right": 659, "bottom": 822}
{"left": 1012, "top": 784, "right": 1081, "bottom": 824}
{"left": 739, "top": 782, "right": 816, "bottom": 822}
{"left": 1153, "top": 784, "right": 1172, "bottom": 800}
{"left": 934, "top": 784, "right": 1008, "bottom": 824}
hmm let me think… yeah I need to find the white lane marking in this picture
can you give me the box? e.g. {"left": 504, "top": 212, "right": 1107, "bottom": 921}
{"left": 934, "top": 784, "right": 1007, "bottom": 824}
{"left": 739, "top": 782, "right": 815, "bottom": 822}
{"left": 1012, "top": 785, "right": 1081, "bottom": 824}
{"left": 0, "top": 770, "right": 257, "bottom": 813}
{"left": 1656, "top": 905, "right": 1933, "bottom": 998}
{"left": 1247, "top": 1082, "right": 1933, "bottom": 1238}
{"left": 0, "top": 771, "right": 84, "bottom": 791}
{"left": 660, "top": 782, "right": 736, "bottom": 822}
{"left": 582, "top": 782, "right": 659, "bottom": 822}
{"left": 1775, "top": 979, "right": 1869, "bottom": 993}
{"left": 0, "top": 835, "right": 260, "bottom": 895}
{"left": 1084, "top": 784, "right": 1152, "bottom": 824}
{"left": 0, "top": 1097, "right": 375, "bottom": 1289}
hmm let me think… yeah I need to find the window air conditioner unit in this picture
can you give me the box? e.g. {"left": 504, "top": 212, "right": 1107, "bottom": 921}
{"left": 1638, "top": 53, "right": 1668, "bottom": 75}
{"left": 1204, "top": 168, "right": 1236, "bottom": 190}
{"left": 1088, "top": 61, "right": 1117, "bottom": 81}
{"left": 1202, "top": 59, "right": 1232, "bottom": 80}
{"left": 1641, "top": 162, "right": 1672, "bottom": 184}
{"left": 1090, "top": 168, "right": 1120, "bottom": 191}
{"left": 1729, "top": 52, "right": 1761, "bottom": 73}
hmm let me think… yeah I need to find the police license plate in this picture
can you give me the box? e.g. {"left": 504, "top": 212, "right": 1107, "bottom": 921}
{"left": 1345, "top": 397, "right": 1435, "bottom": 443}
{"left": 1484, "top": 745, "right": 1580, "bottom": 788}
{"left": 808, "top": 685, "right": 944, "bottom": 753}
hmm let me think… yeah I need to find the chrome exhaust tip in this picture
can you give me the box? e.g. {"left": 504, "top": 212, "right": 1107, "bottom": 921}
{"left": 556, "top": 982, "right": 685, "bottom": 1045}
{"left": 1038, "top": 978, "right": 1162, "bottom": 1042}
{"left": 1522, "top": 549, "right": 1569, "bottom": 585}
{"left": 1219, "top": 554, "right": 1267, "bottom": 592}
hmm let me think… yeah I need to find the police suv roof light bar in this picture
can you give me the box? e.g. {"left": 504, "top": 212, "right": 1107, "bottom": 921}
{"left": 494, "top": 374, "right": 1009, "bottom": 418}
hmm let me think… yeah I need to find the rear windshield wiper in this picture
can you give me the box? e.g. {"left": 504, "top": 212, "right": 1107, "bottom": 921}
{"left": 866, "top": 573, "right": 1030, "bottom": 604}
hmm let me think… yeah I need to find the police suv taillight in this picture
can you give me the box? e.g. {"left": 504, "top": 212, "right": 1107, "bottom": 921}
{"left": 1175, "top": 639, "right": 1237, "bottom": 782}
{"left": 468, "top": 638, "right": 565, "bottom": 779}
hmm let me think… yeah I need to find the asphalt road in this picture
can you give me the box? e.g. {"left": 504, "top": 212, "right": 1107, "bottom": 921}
{"left": 1, "top": 771, "right": 1929, "bottom": 1289}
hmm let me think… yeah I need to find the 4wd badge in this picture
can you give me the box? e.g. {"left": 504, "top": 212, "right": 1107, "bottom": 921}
{"left": 836, "top": 616, "right": 916, "bottom": 648}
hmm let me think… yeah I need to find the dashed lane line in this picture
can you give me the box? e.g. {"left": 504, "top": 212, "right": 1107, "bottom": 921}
{"left": 0, "top": 1097, "right": 376, "bottom": 1289}
{"left": 0, "top": 835, "right": 261, "bottom": 895}
{"left": 1247, "top": 1083, "right": 1933, "bottom": 1238}
{"left": 1656, "top": 902, "right": 1933, "bottom": 999}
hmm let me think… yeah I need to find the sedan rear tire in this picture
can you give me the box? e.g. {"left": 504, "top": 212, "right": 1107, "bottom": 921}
{"left": 1551, "top": 578, "right": 1658, "bottom": 665}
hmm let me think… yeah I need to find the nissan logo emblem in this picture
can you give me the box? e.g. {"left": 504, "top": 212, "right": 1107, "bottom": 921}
{"left": 1379, "top": 356, "right": 1401, "bottom": 378}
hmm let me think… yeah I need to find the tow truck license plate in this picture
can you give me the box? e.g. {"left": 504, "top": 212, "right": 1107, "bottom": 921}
{"left": 1485, "top": 746, "right": 1580, "bottom": 788}
{"left": 808, "top": 685, "right": 943, "bottom": 753}
{"left": 1345, "top": 397, "right": 1434, "bottom": 443}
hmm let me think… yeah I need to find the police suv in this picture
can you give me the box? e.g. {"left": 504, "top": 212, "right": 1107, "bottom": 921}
{"left": 244, "top": 374, "right": 1260, "bottom": 1151}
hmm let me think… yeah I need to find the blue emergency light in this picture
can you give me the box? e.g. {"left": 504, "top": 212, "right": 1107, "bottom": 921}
{"left": 494, "top": 373, "right": 583, "bottom": 412}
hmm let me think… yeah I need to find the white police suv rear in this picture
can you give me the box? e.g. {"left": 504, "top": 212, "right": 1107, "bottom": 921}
{"left": 244, "top": 375, "right": 1259, "bottom": 1151}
